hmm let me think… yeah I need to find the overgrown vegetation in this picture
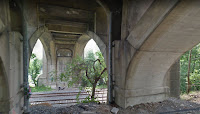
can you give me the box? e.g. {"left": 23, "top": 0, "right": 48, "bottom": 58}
{"left": 180, "top": 44, "right": 200, "bottom": 93}
{"left": 31, "top": 85, "right": 52, "bottom": 92}
{"left": 58, "top": 51, "right": 108, "bottom": 99}
{"left": 29, "top": 53, "right": 42, "bottom": 87}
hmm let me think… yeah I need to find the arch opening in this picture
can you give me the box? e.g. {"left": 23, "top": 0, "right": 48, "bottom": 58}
{"left": 84, "top": 39, "right": 108, "bottom": 87}
{"left": 177, "top": 43, "right": 200, "bottom": 102}
{"left": 29, "top": 39, "right": 45, "bottom": 88}
{"left": 27, "top": 0, "right": 109, "bottom": 106}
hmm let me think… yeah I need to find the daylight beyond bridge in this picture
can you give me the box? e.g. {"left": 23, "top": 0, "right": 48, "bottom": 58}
{"left": 1, "top": 0, "right": 200, "bottom": 113}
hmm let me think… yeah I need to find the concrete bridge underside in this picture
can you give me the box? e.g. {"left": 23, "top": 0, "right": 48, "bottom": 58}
{"left": 0, "top": 0, "right": 200, "bottom": 113}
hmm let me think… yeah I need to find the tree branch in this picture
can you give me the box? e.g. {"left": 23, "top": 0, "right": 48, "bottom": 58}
{"left": 93, "top": 59, "right": 102, "bottom": 71}
{"left": 85, "top": 69, "right": 93, "bottom": 84}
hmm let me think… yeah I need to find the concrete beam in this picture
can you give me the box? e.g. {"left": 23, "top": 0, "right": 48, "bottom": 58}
{"left": 39, "top": 0, "right": 99, "bottom": 11}
{"left": 140, "top": 0, "right": 200, "bottom": 53}
{"left": 45, "top": 20, "right": 88, "bottom": 28}
{"left": 39, "top": 4, "right": 94, "bottom": 23}
{"left": 127, "top": 0, "right": 179, "bottom": 49}
{"left": 46, "top": 23, "right": 87, "bottom": 34}
{"left": 52, "top": 32, "right": 81, "bottom": 39}
{"left": 54, "top": 40, "right": 76, "bottom": 45}
{"left": 54, "top": 37, "right": 78, "bottom": 41}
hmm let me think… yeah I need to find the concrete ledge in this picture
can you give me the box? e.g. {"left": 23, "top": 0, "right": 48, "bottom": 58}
{"left": 114, "top": 86, "right": 170, "bottom": 108}
{"left": 0, "top": 18, "right": 5, "bottom": 33}
{"left": 126, "top": 93, "right": 168, "bottom": 107}
{"left": 125, "top": 86, "right": 170, "bottom": 97}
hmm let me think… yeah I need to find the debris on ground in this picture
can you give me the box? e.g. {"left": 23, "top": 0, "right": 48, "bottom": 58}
{"left": 30, "top": 98, "right": 200, "bottom": 114}
{"left": 111, "top": 107, "right": 119, "bottom": 114}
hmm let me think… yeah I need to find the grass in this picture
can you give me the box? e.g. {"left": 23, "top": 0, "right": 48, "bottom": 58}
{"left": 30, "top": 85, "right": 52, "bottom": 92}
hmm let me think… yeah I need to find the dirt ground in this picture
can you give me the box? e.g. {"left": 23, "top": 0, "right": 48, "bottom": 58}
{"left": 181, "top": 91, "right": 200, "bottom": 104}
{"left": 30, "top": 97, "right": 200, "bottom": 114}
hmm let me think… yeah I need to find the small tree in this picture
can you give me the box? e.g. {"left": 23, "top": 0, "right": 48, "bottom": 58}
{"left": 29, "top": 53, "right": 42, "bottom": 86}
{"left": 62, "top": 51, "right": 107, "bottom": 98}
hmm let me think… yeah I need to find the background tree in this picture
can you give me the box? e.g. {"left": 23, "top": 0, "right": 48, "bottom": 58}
{"left": 180, "top": 43, "right": 200, "bottom": 93}
{"left": 61, "top": 51, "right": 107, "bottom": 98}
{"left": 29, "top": 53, "right": 42, "bottom": 87}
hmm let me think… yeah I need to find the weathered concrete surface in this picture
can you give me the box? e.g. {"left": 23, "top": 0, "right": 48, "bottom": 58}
{"left": 9, "top": 32, "right": 24, "bottom": 113}
{"left": 121, "top": 0, "right": 154, "bottom": 40}
{"left": 114, "top": 0, "right": 200, "bottom": 108}
{"left": 165, "top": 60, "right": 180, "bottom": 98}
{"left": 127, "top": 0, "right": 179, "bottom": 49}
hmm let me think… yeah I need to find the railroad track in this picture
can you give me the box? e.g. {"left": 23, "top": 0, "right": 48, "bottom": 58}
{"left": 30, "top": 89, "right": 107, "bottom": 106}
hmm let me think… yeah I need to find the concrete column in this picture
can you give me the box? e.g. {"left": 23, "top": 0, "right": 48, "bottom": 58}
{"left": 0, "top": 61, "right": 9, "bottom": 114}
{"left": 168, "top": 60, "right": 180, "bottom": 98}
{"left": 113, "top": 40, "right": 136, "bottom": 108}
{"left": 38, "top": 50, "right": 48, "bottom": 86}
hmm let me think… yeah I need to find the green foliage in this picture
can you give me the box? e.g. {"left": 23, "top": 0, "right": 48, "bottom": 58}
{"left": 61, "top": 50, "right": 107, "bottom": 98}
{"left": 76, "top": 87, "right": 83, "bottom": 103}
{"left": 81, "top": 96, "right": 100, "bottom": 104}
{"left": 29, "top": 53, "right": 42, "bottom": 87}
{"left": 30, "top": 85, "right": 52, "bottom": 92}
{"left": 190, "top": 70, "right": 200, "bottom": 91}
{"left": 180, "top": 43, "right": 200, "bottom": 93}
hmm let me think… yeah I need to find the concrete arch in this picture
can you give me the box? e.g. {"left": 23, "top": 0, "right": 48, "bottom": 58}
{"left": 0, "top": 57, "right": 10, "bottom": 113}
{"left": 96, "top": 0, "right": 111, "bottom": 15}
{"left": 74, "top": 31, "right": 107, "bottom": 61}
{"left": 125, "top": 0, "right": 200, "bottom": 107}
{"left": 29, "top": 26, "right": 56, "bottom": 86}
{"left": 29, "top": 26, "right": 53, "bottom": 63}
{"left": 87, "top": 31, "right": 107, "bottom": 58}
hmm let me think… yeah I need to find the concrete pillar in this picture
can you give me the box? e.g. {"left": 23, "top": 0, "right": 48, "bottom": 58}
{"left": 38, "top": 50, "right": 48, "bottom": 86}
{"left": 113, "top": 40, "right": 136, "bottom": 108}
{"left": 0, "top": 60, "right": 9, "bottom": 114}
{"left": 168, "top": 60, "right": 180, "bottom": 98}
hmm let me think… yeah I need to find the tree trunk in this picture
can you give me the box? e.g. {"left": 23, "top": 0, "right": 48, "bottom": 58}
{"left": 187, "top": 50, "right": 192, "bottom": 94}
{"left": 91, "top": 83, "right": 97, "bottom": 98}
{"left": 192, "top": 53, "right": 197, "bottom": 73}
